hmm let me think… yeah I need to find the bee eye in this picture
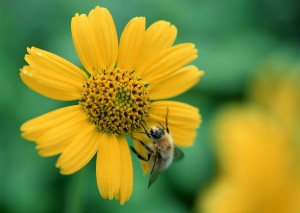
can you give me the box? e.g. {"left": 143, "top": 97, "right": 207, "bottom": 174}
{"left": 152, "top": 135, "right": 159, "bottom": 140}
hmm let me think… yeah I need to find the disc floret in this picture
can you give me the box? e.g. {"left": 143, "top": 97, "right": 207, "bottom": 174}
{"left": 80, "top": 68, "right": 150, "bottom": 135}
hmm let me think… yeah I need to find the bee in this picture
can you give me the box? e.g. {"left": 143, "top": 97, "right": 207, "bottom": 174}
{"left": 130, "top": 108, "right": 184, "bottom": 188}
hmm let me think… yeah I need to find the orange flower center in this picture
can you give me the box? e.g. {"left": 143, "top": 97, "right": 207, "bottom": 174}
{"left": 79, "top": 68, "right": 150, "bottom": 135}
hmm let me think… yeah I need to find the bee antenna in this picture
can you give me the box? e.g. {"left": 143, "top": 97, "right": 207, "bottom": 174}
{"left": 156, "top": 121, "right": 165, "bottom": 130}
{"left": 166, "top": 108, "right": 170, "bottom": 133}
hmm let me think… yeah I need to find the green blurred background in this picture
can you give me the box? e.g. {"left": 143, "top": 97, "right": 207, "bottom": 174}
{"left": 0, "top": 0, "right": 299, "bottom": 212}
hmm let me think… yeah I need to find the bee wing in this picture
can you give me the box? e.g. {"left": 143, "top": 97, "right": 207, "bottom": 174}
{"left": 173, "top": 146, "right": 184, "bottom": 162}
{"left": 148, "top": 152, "right": 162, "bottom": 188}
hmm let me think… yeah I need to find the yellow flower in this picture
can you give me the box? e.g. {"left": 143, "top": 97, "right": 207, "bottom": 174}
{"left": 248, "top": 57, "right": 300, "bottom": 136}
{"left": 196, "top": 60, "right": 300, "bottom": 213}
{"left": 20, "top": 6, "right": 203, "bottom": 204}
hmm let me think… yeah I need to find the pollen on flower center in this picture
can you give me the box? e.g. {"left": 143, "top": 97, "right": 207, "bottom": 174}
{"left": 79, "top": 68, "right": 150, "bottom": 135}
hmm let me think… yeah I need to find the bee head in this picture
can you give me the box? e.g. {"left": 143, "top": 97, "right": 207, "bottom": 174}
{"left": 150, "top": 126, "right": 164, "bottom": 141}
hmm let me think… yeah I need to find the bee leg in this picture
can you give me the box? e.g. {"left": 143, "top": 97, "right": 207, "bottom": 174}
{"left": 140, "top": 123, "right": 151, "bottom": 138}
{"left": 166, "top": 107, "right": 170, "bottom": 134}
{"left": 139, "top": 139, "right": 154, "bottom": 153}
{"left": 130, "top": 146, "right": 151, "bottom": 162}
{"left": 131, "top": 136, "right": 154, "bottom": 153}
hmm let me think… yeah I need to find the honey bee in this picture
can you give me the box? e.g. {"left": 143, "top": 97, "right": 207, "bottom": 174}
{"left": 131, "top": 108, "right": 184, "bottom": 188}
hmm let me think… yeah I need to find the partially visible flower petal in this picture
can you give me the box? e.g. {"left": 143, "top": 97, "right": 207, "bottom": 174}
{"left": 149, "top": 65, "right": 204, "bottom": 100}
{"left": 199, "top": 178, "right": 245, "bottom": 213}
{"left": 169, "top": 127, "right": 198, "bottom": 147}
{"left": 35, "top": 107, "right": 88, "bottom": 157}
{"left": 21, "top": 105, "right": 82, "bottom": 141}
{"left": 37, "top": 140, "right": 71, "bottom": 157}
{"left": 56, "top": 123, "right": 100, "bottom": 175}
{"left": 96, "top": 134, "right": 121, "bottom": 200}
{"left": 20, "top": 47, "right": 87, "bottom": 101}
{"left": 136, "top": 20, "right": 177, "bottom": 67}
{"left": 72, "top": 6, "right": 118, "bottom": 74}
{"left": 137, "top": 43, "right": 198, "bottom": 84}
{"left": 115, "top": 137, "right": 133, "bottom": 205}
{"left": 117, "top": 17, "right": 145, "bottom": 70}
{"left": 89, "top": 7, "right": 119, "bottom": 69}
{"left": 149, "top": 101, "right": 201, "bottom": 146}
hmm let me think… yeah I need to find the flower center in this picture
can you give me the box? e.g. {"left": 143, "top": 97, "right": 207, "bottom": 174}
{"left": 79, "top": 68, "right": 150, "bottom": 135}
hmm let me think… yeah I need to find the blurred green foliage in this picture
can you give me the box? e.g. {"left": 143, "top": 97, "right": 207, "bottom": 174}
{"left": 0, "top": 0, "right": 299, "bottom": 212}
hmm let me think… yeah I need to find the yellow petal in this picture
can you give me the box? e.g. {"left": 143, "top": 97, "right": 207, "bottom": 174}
{"left": 137, "top": 43, "right": 198, "bottom": 84}
{"left": 117, "top": 17, "right": 146, "bottom": 70}
{"left": 169, "top": 127, "right": 198, "bottom": 147}
{"left": 56, "top": 123, "right": 99, "bottom": 175}
{"left": 136, "top": 20, "right": 177, "bottom": 68}
{"left": 96, "top": 134, "right": 121, "bottom": 200}
{"left": 37, "top": 140, "right": 70, "bottom": 157}
{"left": 20, "top": 47, "right": 87, "bottom": 101}
{"left": 149, "top": 66, "right": 204, "bottom": 100}
{"left": 25, "top": 47, "right": 87, "bottom": 80}
{"left": 199, "top": 178, "right": 245, "bottom": 213}
{"left": 213, "top": 105, "right": 293, "bottom": 178}
{"left": 72, "top": 6, "right": 118, "bottom": 74}
{"left": 115, "top": 137, "right": 133, "bottom": 205}
{"left": 35, "top": 108, "right": 88, "bottom": 157}
{"left": 149, "top": 101, "right": 201, "bottom": 146}
{"left": 21, "top": 105, "right": 82, "bottom": 141}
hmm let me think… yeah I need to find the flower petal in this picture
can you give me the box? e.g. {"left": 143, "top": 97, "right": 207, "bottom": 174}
{"left": 169, "top": 127, "right": 198, "bottom": 147}
{"left": 35, "top": 107, "right": 88, "bottom": 157}
{"left": 117, "top": 17, "right": 145, "bottom": 70}
{"left": 56, "top": 123, "right": 99, "bottom": 175}
{"left": 149, "top": 101, "right": 201, "bottom": 146}
{"left": 37, "top": 140, "right": 70, "bottom": 157}
{"left": 136, "top": 20, "right": 177, "bottom": 68}
{"left": 137, "top": 43, "right": 198, "bottom": 84}
{"left": 149, "top": 65, "right": 204, "bottom": 100}
{"left": 96, "top": 134, "right": 121, "bottom": 200}
{"left": 20, "top": 47, "right": 87, "bottom": 101}
{"left": 21, "top": 105, "right": 86, "bottom": 157}
{"left": 115, "top": 137, "right": 133, "bottom": 205}
{"left": 21, "top": 105, "right": 82, "bottom": 141}
{"left": 72, "top": 6, "right": 118, "bottom": 74}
